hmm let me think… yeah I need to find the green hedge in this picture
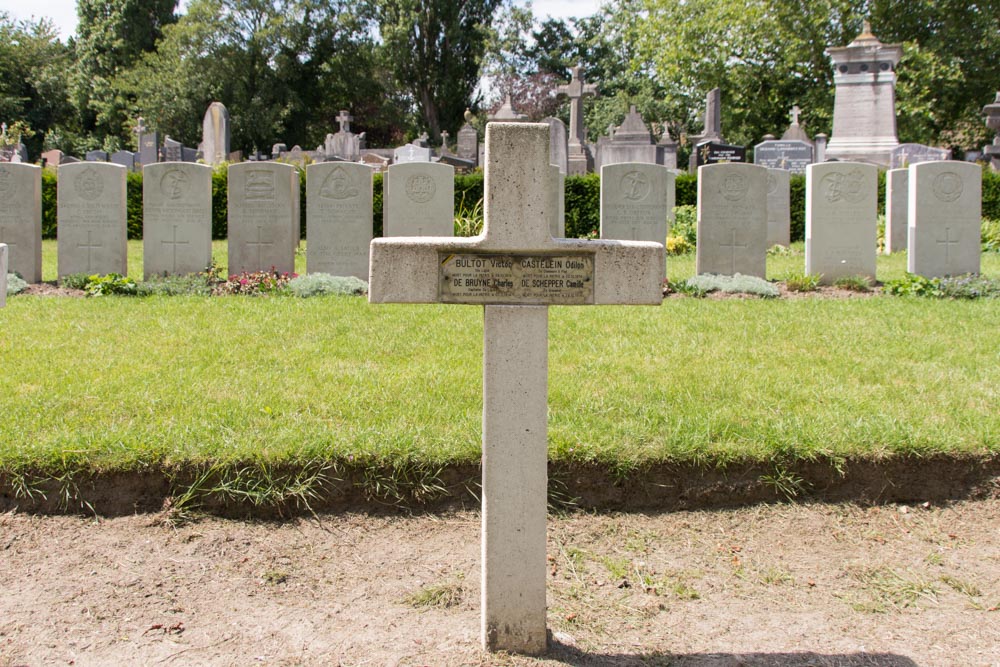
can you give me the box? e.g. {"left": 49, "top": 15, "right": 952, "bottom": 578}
{"left": 38, "top": 164, "right": 1000, "bottom": 243}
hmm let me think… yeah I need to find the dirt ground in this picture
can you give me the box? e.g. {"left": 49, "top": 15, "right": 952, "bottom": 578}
{"left": 2, "top": 499, "right": 998, "bottom": 667}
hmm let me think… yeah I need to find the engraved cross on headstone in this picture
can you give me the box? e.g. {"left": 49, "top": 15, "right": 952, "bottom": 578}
{"left": 557, "top": 66, "right": 597, "bottom": 149}
{"left": 720, "top": 229, "right": 748, "bottom": 274}
{"left": 935, "top": 226, "right": 960, "bottom": 267}
{"left": 162, "top": 224, "right": 191, "bottom": 273}
{"left": 246, "top": 225, "right": 273, "bottom": 268}
{"left": 79, "top": 230, "right": 103, "bottom": 273}
{"left": 336, "top": 110, "right": 353, "bottom": 134}
{"left": 370, "top": 123, "right": 663, "bottom": 654}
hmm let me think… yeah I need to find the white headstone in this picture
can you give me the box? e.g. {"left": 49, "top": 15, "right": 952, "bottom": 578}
{"left": 393, "top": 144, "right": 433, "bottom": 163}
{"left": 383, "top": 162, "right": 454, "bottom": 237}
{"left": 885, "top": 168, "right": 908, "bottom": 253}
{"left": 0, "top": 163, "right": 42, "bottom": 282}
{"left": 696, "top": 163, "right": 768, "bottom": 277}
{"left": 766, "top": 168, "right": 791, "bottom": 247}
{"left": 600, "top": 162, "right": 673, "bottom": 277}
{"left": 57, "top": 162, "right": 127, "bottom": 278}
{"left": 805, "top": 162, "right": 878, "bottom": 284}
{"left": 202, "top": 102, "right": 231, "bottom": 166}
{"left": 545, "top": 117, "right": 568, "bottom": 174}
{"left": 907, "top": 161, "right": 981, "bottom": 277}
{"left": 227, "top": 162, "right": 298, "bottom": 275}
{"left": 0, "top": 243, "right": 7, "bottom": 307}
{"left": 369, "top": 122, "right": 663, "bottom": 653}
{"left": 306, "top": 162, "right": 373, "bottom": 279}
{"left": 142, "top": 163, "right": 213, "bottom": 278}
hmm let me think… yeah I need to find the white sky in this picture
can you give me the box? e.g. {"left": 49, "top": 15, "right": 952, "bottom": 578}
{"left": 0, "top": 0, "right": 605, "bottom": 42}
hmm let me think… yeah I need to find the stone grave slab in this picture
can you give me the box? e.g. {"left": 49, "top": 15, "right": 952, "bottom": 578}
{"left": 306, "top": 162, "right": 373, "bottom": 279}
{"left": 885, "top": 168, "right": 908, "bottom": 253}
{"left": 227, "top": 162, "right": 297, "bottom": 275}
{"left": 0, "top": 163, "right": 42, "bottom": 282}
{"left": 111, "top": 150, "right": 137, "bottom": 171}
{"left": 0, "top": 243, "right": 7, "bottom": 307}
{"left": 544, "top": 117, "right": 567, "bottom": 174}
{"left": 600, "top": 162, "right": 673, "bottom": 271}
{"left": 369, "top": 123, "right": 663, "bottom": 653}
{"left": 805, "top": 162, "right": 878, "bottom": 284}
{"left": 908, "top": 161, "right": 981, "bottom": 277}
{"left": 383, "top": 162, "right": 454, "bottom": 237}
{"left": 57, "top": 163, "right": 127, "bottom": 277}
{"left": 696, "top": 163, "right": 768, "bottom": 277}
{"left": 754, "top": 139, "right": 814, "bottom": 174}
{"left": 695, "top": 140, "right": 746, "bottom": 167}
{"left": 85, "top": 150, "right": 109, "bottom": 162}
{"left": 143, "top": 163, "right": 213, "bottom": 278}
{"left": 766, "top": 168, "right": 791, "bottom": 247}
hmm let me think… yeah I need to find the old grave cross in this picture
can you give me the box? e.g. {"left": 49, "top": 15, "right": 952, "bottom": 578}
{"left": 370, "top": 123, "right": 664, "bottom": 654}
{"left": 557, "top": 66, "right": 597, "bottom": 149}
{"left": 336, "top": 110, "right": 353, "bottom": 134}
{"left": 789, "top": 105, "right": 802, "bottom": 126}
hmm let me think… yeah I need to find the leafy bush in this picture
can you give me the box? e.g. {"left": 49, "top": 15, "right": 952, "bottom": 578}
{"left": 6, "top": 273, "right": 28, "bottom": 296}
{"left": 42, "top": 167, "right": 57, "bottom": 239}
{"left": 883, "top": 273, "right": 939, "bottom": 297}
{"left": 213, "top": 270, "right": 295, "bottom": 295}
{"left": 211, "top": 165, "right": 228, "bottom": 240}
{"left": 789, "top": 174, "right": 805, "bottom": 242}
{"left": 983, "top": 218, "right": 1000, "bottom": 252}
{"left": 784, "top": 271, "right": 820, "bottom": 292}
{"left": 137, "top": 273, "right": 215, "bottom": 296}
{"left": 685, "top": 273, "right": 780, "bottom": 298}
{"left": 59, "top": 273, "right": 92, "bottom": 290}
{"left": 287, "top": 273, "right": 368, "bottom": 297}
{"left": 665, "top": 277, "right": 707, "bottom": 297}
{"left": 983, "top": 169, "right": 1000, "bottom": 221}
{"left": 670, "top": 205, "right": 697, "bottom": 245}
{"left": 84, "top": 273, "right": 137, "bottom": 297}
{"left": 373, "top": 172, "right": 383, "bottom": 237}
{"left": 833, "top": 275, "right": 873, "bottom": 292}
{"left": 564, "top": 172, "right": 600, "bottom": 238}
{"left": 665, "top": 235, "right": 693, "bottom": 255}
{"left": 454, "top": 194, "right": 483, "bottom": 236}
{"left": 126, "top": 170, "right": 143, "bottom": 239}
{"left": 676, "top": 172, "right": 697, "bottom": 207}
{"left": 767, "top": 244, "right": 793, "bottom": 256}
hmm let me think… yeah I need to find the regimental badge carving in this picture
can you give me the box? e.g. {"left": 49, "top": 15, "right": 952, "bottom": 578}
{"left": 245, "top": 169, "right": 275, "bottom": 201}
{"left": 719, "top": 173, "right": 749, "bottom": 201}
{"left": 767, "top": 171, "right": 778, "bottom": 195}
{"left": 821, "top": 168, "right": 867, "bottom": 203}
{"left": 620, "top": 171, "right": 650, "bottom": 201}
{"left": 320, "top": 166, "right": 358, "bottom": 200}
{"left": 74, "top": 167, "right": 104, "bottom": 201}
{"left": 0, "top": 166, "right": 15, "bottom": 198}
{"left": 405, "top": 174, "right": 435, "bottom": 203}
{"left": 160, "top": 168, "right": 189, "bottom": 200}
{"left": 932, "top": 172, "right": 963, "bottom": 202}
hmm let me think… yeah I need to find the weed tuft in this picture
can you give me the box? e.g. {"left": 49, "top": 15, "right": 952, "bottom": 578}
{"left": 784, "top": 271, "right": 820, "bottom": 292}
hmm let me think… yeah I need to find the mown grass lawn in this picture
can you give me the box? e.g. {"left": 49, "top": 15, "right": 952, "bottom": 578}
{"left": 2, "top": 246, "right": 998, "bottom": 476}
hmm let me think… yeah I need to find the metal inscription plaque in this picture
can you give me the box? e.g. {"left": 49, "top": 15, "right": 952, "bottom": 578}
{"left": 439, "top": 253, "right": 595, "bottom": 304}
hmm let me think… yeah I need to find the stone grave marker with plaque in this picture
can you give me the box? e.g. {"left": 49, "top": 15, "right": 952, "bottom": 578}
{"left": 766, "top": 168, "right": 791, "bottom": 247}
{"left": 383, "top": 162, "right": 454, "bottom": 237}
{"left": 57, "top": 162, "right": 127, "bottom": 278}
{"left": 754, "top": 139, "right": 814, "bottom": 174}
{"left": 695, "top": 140, "right": 746, "bottom": 167}
{"left": 369, "top": 122, "right": 663, "bottom": 653}
{"left": 908, "top": 161, "right": 981, "bottom": 278}
{"left": 393, "top": 144, "right": 433, "bottom": 164}
{"left": 600, "top": 162, "right": 673, "bottom": 274}
{"left": 306, "top": 162, "right": 373, "bottom": 279}
{"left": 696, "top": 163, "right": 768, "bottom": 277}
{"left": 0, "top": 163, "right": 42, "bottom": 283}
{"left": 890, "top": 143, "right": 950, "bottom": 169}
{"left": 805, "top": 162, "right": 878, "bottom": 284}
{"left": 885, "top": 168, "right": 908, "bottom": 253}
{"left": 143, "top": 163, "right": 213, "bottom": 278}
{"left": 227, "top": 162, "right": 297, "bottom": 275}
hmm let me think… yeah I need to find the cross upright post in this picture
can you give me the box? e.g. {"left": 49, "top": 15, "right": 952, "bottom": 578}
{"left": 370, "top": 123, "right": 664, "bottom": 654}
{"left": 336, "top": 110, "right": 353, "bottom": 134}
{"left": 557, "top": 66, "right": 598, "bottom": 174}
{"left": 790, "top": 105, "right": 802, "bottom": 126}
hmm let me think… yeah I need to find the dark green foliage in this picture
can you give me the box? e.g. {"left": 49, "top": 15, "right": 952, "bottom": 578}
{"left": 211, "top": 166, "right": 228, "bottom": 240}
{"left": 789, "top": 174, "right": 805, "bottom": 243}
{"left": 84, "top": 273, "right": 138, "bottom": 296}
{"left": 454, "top": 172, "right": 485, "bottom": 220}
{"left": 885, "top": 273, "right": 1000, "bottom": 299}
{"left": 983, "top": 170, "right": 1000, "bottom": 222}
{"left": 564, "top": 173, "right": 600, "bottom": 238}
{"left": 41, "top": 168, "right": 58, "bottom": 239}
{"left": 126, "top": 171, "right": 143, "bottom": 239}
{"left": 59, "top": 273, "right": 92, "bottom": 290}
{"left": 983, "top": 218, "right": 1000, "bottom": 253}
{"left": 676, "top": 173, "right": 697, "bottom": 207}
{"left": 373, "top": 173, "right": 384, "bottom": 238}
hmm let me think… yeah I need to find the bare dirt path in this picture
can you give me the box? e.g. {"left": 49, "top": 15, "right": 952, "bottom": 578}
{"left": 2, "top": 499, "right": 998, "bottom": 666}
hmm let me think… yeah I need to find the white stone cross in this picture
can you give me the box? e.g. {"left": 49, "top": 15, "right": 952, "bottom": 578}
{"left": 369, "top": 123, "right": 663, "bottom": 654}
{"left": 557, "top": 66, "right": 598, "bottom": 149}
{"left": 790, "top": 105, "right": 802, "bottom": 126}
{"left": 336, "top": 109, "right": 353, "bottom": 134}
{"left": 0, "top": 243, "right": 7, "bottom": 308}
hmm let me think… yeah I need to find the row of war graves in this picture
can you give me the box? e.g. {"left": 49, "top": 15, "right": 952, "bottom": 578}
{"left": 0, "top": 139, "right": 983, "bottom": 291}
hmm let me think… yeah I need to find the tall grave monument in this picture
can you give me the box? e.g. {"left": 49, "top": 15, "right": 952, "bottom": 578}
{"left": 201, "top": 102, "right": 231, "bottom": 166}
{"left": 0, "top": 163, "right": 42, "bottom": 283}
{"left": 57, "top": 163, "right": 128, "bottom": 277}
{"left": 370, "top": 122, "right": 663, "bottom": 653}
{"left": 557, "top": 66, "right": 597, "bottom": 175}
{"left": 825, "top": 21, "right": 902, "bottom": 166}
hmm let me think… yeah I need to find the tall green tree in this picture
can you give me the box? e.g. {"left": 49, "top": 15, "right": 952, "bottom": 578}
{"left": 373, "top": 0, "right": 504, "bottom": 140}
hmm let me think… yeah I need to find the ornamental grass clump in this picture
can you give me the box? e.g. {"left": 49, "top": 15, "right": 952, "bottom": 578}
{"left": 784, "top": 271, "right": 821, "bottom": 292}
{"left": 833, "top": 275, "right": 873, "bottom": 292}
{"left": 287, "top": 273, "right": 368, "bottom": 297}
{"left": 213, "top": 269, "right": 296, "bottom": 296}
{"left": 685, "top": 273, "right": 780, "bottom": 298}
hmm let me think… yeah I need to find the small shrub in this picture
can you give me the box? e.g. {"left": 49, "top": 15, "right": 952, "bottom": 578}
{"left": 84, "top": 273, "right": 137, "bottom": 297}
{"left": 670, "top": 205, "right": 697, "bottom": 245}
{"left": 287, "top": 273, "right": 368, "bottom": 297}
{"left": 137, "top": 273, "right": 215, "bottom": 296}
{"left": 454, "top": 194, "right": 484, "bottom": 237}
{"left": 213, "top": 269, "right": 295, "bottom": 295}
{"left": 6, "top": 273, "right": 28, "bottom": 296}
{"left": 934, "top": 274, "right": 1000, "bottom": 299}
{"left": 767, "top": 244, "right": 792, "bottom": 256}
{"left": 983, "top": 218, "right": 1000, "bottom": 252}
{"left": 833, "top": 275, "right": 872, "bottom": 292}
{"left": 665, "top": 235, "right": 693, "bottom": 255}
{"left": 60, "top": 273, "right": 92, "bottom": 290}
{"left": 883, "top": 273, "right": 939, "bottom": 297}
{"left": 784, "top": 271, "right": 820, "bottom": 292}
{"left": 685, "top": 273, "right": 780, "bottom": 298}
{"left": 665, "top": 278, "right": 707, "bottom": 297}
